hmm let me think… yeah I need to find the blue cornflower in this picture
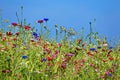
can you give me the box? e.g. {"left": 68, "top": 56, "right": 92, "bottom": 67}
{"left": 42, "top": 58, "right": 47, "bottom": 62}
{"left": 44, "top": 18, "right": 49, "bottom": 22}
{"left": 108, "top": 73, "right": 112, "bottom": 76}
{"left": 33, "top": 32, "right": 38, "bottom": 37}
{"left": 22, "top": 55, "right": 28, "bottom": 59}
{"left": 23, "top": 42, "right": 26, "bottom": 45}
{"left": 33, "top": 32, "right": 39, "bottom": 39}
{"left": 90, "top": 48, "right": 96, "bottom": 51}
{"left": 109, "top": 46, "right": 113, "bottom": 49}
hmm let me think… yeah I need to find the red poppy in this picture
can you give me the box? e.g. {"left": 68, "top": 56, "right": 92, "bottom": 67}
{"left": 16, "top": 32, "right": 20, "bottom": 36}
{"left": 6, "top": 32, "right": 13, "bottom": 36}
{"left": 13, "top": 37, "right": 17, "bottom": 41}
{"left": 2, "top": 37, "right": 6, "bottom": 41}
{"left": 12, "top": 22, "right": 17, "bottom": 27}
{"left": 47, "top": 56, "right": 52, "bottom": 61}
{"left": 109, "top": 57, "right": 114, "bottom": 61}
{"left": 24, "top": 26, "right": 30, "bottom": 30}
{"left": 38, "top": 20, "right": 44, "bottom": 24}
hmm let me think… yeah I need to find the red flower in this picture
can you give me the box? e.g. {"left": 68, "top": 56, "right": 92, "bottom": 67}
{"left": 38, "top": 20, "right": 44, "bottom": 24}
{"left": 106, "top": 54, "right": 110, "bottom": 57}
{"left": 2, "top": 37, "right": 6, "bottom": 41}
{"left": 24, "top": 26, "right": 30, "bottom": 30}
{"left": 47, "top": 56, "right": 52, "bottom": 61}
{"left": 16, "top": 32, "right": 20, "bottom": 36}
{"left": 6, "top": 32, "right": 12, "bottom": 36}
{"left": 109, "top": 57, "right": 114, "bottom": 61}
{"left": 87, "top": 51, "right": 94, "bottom": 56}
{"left": 13, "top": 37, "right": 17, "bottom": 41}
{"left": 12, "top": 22, "right": 17, "bottom": 27}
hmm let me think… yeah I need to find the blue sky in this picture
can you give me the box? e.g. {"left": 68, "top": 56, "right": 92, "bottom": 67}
{"left": 0, "top": 0, "right": 120, "bottom": 41}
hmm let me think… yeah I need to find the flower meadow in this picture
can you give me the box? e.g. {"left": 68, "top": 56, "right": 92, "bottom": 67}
{"left": 0, "top": 7, "right": 120, "bottom": 80}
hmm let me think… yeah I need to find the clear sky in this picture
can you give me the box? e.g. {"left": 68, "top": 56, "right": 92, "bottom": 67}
{"left": 0, "top": 0, "right": 120, "bottom": 41}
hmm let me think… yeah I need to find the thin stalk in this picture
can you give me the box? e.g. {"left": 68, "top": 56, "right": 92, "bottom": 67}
{"left": 89, "top": 22, "right": 92, "bottom": 44}
{"left": 16, "top": 12, "right": 20, "bottom": 24}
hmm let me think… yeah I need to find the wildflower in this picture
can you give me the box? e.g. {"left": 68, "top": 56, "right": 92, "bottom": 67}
{"left": 61, "top": 62, "right": 66, "bottom": 69}
{"left": 24, "top": 26, "right": 30, "bottom": 30}
{"left": 101, "top": 76, "right": 105, "bottom": 79}
{"left": 80, "top": 63, "right": 84, "bottom": 67}
{"left": 108, "top": 73, "right": 112, "bottom": 76}
{"left": 44, "top": 18, "right": 49, "bottom": 22}
{"left": 2, "top": 37, "right": 6, "bottom": 41}
{"left": 42, "top": 58, "right": 47, "bottom": 62}
{"left": 78, "top": 59, "right": 85, "bottom": 63}
{"left": 6, "top": 32, "right": 13, "bottom": 36}
{"left": 90, "top": 48, "right": 96, "bottom": 51}
{"left": 2, "top": 69, "right": 11, "bottom": 73}
{"left": 109, "top": 57, "right": 114, "bottom": 61}
{"left": 82, "top": 43, "right": 85, "bottom": 47}
{"left": 12, "top": 22, "right": 17, "bottom": 27}
{"left": 12, "top": 44, "right": 17, "bottom": 48}
{"left": 13, "top": 37, "right": 17, "bottom": 41}
{"left": 68, "top": 53, "right": 74, "bottom": 56}
{"left": 38, "top": 20, "right": 44, "bottom": 23}
{"left": 89, "top": 63, "right": 94, "bottom": 67}
{"left": 109, "top": 46, "right": 113, "bottom": 49}
{"left": 32, "top": 32, "right": 39, "bottom": 39}
{"left": 33, "top": 32, "right": 38, "bottom": 37}
{"left": 58, "top": 43, "right": 62, "bottom": 47}
{"left": 105, "top": 71, "right": 109, "bottom": 75}
{"left": 22, "top": 55, "right": 28, "bottom": 59}
{"left": 47, "top": 56, "right": 52, "bottom": 61}
{"left": 16, "top": 32, "right": 20, "bottom": 36}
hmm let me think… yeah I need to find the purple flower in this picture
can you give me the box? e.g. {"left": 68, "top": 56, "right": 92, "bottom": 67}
{"left": 22, "top": 55, "right": 28, "bottom": 59}
{"left": 68, "top": 53, "right": 74, "bottom": 56}
{"left": 44, "top": 18, "right": 49, "bottom": 22}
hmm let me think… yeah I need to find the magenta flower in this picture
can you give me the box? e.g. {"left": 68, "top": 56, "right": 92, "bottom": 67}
{"left": 38, "top": 20, "right": 44, "bottom": 24}
{"left": 12, "top": 22, "right": 17, "bottom": 27}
